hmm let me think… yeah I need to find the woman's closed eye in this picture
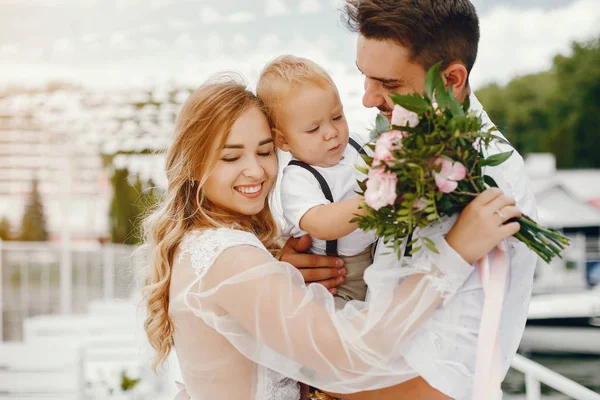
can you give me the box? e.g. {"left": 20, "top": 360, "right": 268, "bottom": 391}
{"left": 258, "top": 149, "right": 274, "bottom": 157}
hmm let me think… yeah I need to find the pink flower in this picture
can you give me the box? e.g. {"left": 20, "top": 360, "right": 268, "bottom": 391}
{"left": 374, "top": 130, "right": 404, "bottom": 162}
{"left": 413, "top": 197, "right": 428, "bottom": 211}
{"left": 364, "top": 168, "right": 398, "bottom": 210}
{"left": 433, "top": 158, "right": 467, "bottom": 193}
{"left": 391, "top": 105, "right": 419, "bottom": 128}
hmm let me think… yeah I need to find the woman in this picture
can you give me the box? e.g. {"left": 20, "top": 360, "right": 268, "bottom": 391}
{"left": 142, "top": 76, "right": 521, "bottom": 399}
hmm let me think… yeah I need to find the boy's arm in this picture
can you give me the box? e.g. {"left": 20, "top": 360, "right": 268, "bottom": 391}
{"left": 299, "top": 195, "right": 365, "bottom": 241}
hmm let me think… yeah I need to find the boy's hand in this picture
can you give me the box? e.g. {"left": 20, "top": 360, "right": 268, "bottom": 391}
{"left": 280, "top": 235, "right": 346, "bottom": 294}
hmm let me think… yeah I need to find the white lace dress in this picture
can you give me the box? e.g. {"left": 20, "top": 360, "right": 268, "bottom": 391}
{"left": 168, "top": 227, "right": 474, "bottom": 399}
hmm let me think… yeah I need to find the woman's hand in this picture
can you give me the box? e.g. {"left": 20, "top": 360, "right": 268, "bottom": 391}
{"left": 280, "top": 235, "right": 346, "bottom": 294}
{"left": 446, "top": 188, "right": 522, "bottom": 264}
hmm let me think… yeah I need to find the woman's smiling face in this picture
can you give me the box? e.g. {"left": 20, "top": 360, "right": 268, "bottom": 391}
{"left": 203, "top": 106, "right": 278, "bottom": 216}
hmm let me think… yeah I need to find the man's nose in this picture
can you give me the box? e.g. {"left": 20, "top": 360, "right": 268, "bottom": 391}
{"left": 362, "top": 78, "right": 384, "bottom": 109}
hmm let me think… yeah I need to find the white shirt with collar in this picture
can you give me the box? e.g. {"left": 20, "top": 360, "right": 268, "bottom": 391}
{"left": 279, "top": 133, "right": 376, "bottom": 256}
{"left": 372, "top": 93, "right": 538, "bottom": 399}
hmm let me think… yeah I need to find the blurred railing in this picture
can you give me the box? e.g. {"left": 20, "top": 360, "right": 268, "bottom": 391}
{"left": 0, "top": 239, "right": 141, "bottom": 341}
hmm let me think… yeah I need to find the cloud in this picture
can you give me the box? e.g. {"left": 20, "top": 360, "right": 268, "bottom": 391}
{"left": 140, "top": 24, "right": 159, "bottom": 34}
{"left": 231, "top": 33, "right": 250, "bottom": 50}
{"left": 201, "top": 6, "right": 223, "bottom": 24}
{"left": 167, "top": 17, "right": 191, "bottom": 30}
{"left": 472, "top": 0, "right": 600, "bottom": 88}
{"left": 175, "top": 33, "right": 194, "bottom": 50}
{"left": 80, "top": 34, "right": 99, "bottom": 44}
{"left": 109, "top": 31, "right": 134, "bottom": 50}
{"left": 143, "top": 38, "right": 164, "bottom": 49}
{"left": 205, "top": 32, "right": 224, "bottom": 55}
{"left": 150, "top": 0, "right": 172, "bottom": 10}
{"left": 228, "top": 11, "right": 256, "bottom": 24}
{"left": 265, "top": 0, "right": 290, "bottom": 17}
{"left": 298, "top": 0, "right": 322, "bottom": 14}
{"left": 53, "top": 38, "right": 73, "bottom": 53}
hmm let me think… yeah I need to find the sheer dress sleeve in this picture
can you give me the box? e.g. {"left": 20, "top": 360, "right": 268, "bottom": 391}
{"left": 181, "top": 228, "right": 473, "bottom": 394}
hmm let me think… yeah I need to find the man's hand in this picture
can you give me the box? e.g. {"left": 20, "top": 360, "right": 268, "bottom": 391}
{"left": 280, "top": 235, "right": 346, "bottom": 294}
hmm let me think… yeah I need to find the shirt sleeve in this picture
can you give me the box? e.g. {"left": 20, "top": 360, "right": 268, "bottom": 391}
{"left": 183, "top": 239, "right": 474, "bottom": 394}
{"left": 280, "top": 165, "right": 330, "bottom": 238}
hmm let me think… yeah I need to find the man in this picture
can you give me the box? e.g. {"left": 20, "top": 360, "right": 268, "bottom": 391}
{"left": 281, "top": 1, "right": 538, "bottom": 398}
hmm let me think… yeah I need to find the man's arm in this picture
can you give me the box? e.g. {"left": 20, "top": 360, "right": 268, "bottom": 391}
{"left": 280, "top": 235, "right": 346, "bottom": 294}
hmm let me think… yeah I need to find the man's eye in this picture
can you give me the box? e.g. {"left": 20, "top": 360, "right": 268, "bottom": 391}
{"left": 306, "top": 126, "right": 319, "bottom": 134}
{"left": 383, "top": 84, "right": 400, "bottom": 91}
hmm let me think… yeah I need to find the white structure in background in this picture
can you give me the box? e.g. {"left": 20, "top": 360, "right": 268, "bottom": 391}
{"left": 0, "top": 86, "right": 181, "bottom": 241}
{"left": 0, "top": 90, "right": 110, "bottom": 241}
{"left": 525, "top": 153, "right": 600, "bottom": 293}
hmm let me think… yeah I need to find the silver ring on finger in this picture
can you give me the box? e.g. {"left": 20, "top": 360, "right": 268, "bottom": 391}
{"left": 494, "top": 209, "right": 505, "bottom": 220}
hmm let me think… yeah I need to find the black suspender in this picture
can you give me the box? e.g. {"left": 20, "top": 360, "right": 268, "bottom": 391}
{"left": 287, "top": 137, "right": 368, "bottom": 257}
{"left": 348, "top": 137, "right": 368, "bottom": 157}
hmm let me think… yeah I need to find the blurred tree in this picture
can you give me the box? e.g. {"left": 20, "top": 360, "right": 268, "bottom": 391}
{"left": 548, "top": 38, "right": 600, "bottom": 168}
{"left": 476, "top": 36, "right": 600, "bottom": 168}
{"left": 109, "top": 169, "right": 162, "bottom": 245}
{"left": 20, "top": 178, "right": 49, "bottom": 241}
{"left": 0, "top": 216, "right": 11, "bottom": 240}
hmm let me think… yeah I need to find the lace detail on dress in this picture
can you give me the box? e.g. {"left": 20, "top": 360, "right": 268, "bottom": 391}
{"left": 257, "top": 366, "right": 300, "bottom": 400}
{"left": 179, "top": 228, "right": 267, "bottom": 279}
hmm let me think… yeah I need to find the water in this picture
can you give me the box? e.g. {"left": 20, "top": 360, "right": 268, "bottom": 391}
{"left": 503, "top": 354, "right": 600, "bottom": 399}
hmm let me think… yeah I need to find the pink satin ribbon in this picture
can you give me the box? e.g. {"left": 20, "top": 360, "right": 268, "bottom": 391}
{"left": 472, "top": 243, "right": 507, "bottom": 400}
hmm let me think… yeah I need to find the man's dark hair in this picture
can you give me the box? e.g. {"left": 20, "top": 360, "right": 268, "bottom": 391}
{"left": 343, "top": 0, "right": 480, "bottom": 76}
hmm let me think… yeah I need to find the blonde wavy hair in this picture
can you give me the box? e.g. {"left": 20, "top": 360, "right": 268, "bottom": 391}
{"left": 142, "top": 76, "right": 281, "bottom": 372}
{"left": 257, "top": 54, "right": 338, "bottom": 129}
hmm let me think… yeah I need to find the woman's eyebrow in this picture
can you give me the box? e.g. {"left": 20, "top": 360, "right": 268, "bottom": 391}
{"left": 223, "top": 138, "right": 274, "bottom": 149}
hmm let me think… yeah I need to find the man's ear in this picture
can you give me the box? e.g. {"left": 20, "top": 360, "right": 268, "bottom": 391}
{"left": 273, "top": 128, "right": 290, "bottom": 152}
{"left": 442, "top": 63, "right": 469, "bottom": 102}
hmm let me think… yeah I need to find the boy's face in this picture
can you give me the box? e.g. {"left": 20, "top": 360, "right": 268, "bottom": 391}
{"left": 356, "top": 35, "right": 428, "bottom": 123}
{"left": 276, "top": 83, "right": 349, "bottom": 168}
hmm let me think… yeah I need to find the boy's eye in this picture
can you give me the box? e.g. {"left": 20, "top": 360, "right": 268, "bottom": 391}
{"left": 333, "top": 114, "right": 343, "bottom": 121}
{"left": 306, "top": 126, "right": 319, "bottom": 134}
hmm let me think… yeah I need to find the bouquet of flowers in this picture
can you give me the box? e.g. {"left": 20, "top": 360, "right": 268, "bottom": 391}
{"left": 354, "top": 63, "right": 569, "bottom": 263}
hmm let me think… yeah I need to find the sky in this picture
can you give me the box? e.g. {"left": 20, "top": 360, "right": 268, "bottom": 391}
{"left": 0, "top": 0, "right": 599, "bottom": 129}
{"left": 1, "top": 0, "right": 598, "bottom": 87}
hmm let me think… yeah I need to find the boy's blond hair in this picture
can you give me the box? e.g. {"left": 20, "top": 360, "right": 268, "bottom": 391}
{"left": 257, "top": 55, "right": 338, "bottom": 129}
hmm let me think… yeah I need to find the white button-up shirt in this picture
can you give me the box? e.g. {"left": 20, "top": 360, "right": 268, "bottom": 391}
{"left": 373, "top": 93, "right": 538, "bottom": 399}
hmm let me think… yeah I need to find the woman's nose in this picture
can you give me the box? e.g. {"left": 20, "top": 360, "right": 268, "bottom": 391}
{"left": 242, "top": 156, "right": 264, "bottom": 178}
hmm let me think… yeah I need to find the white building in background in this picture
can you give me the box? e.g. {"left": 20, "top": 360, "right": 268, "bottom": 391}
{"left": 525, "top": 153, "right": 600, "bottom": 293}
{"left": 0, "top": 86, "right": 182, "bottom": 241}
{"left": 0, "top": 96, "right": 110, "bottom": 241}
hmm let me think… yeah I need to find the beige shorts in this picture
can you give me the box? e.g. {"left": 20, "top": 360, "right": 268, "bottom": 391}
{"left": 333, "top": 244, "right": 374, "bottom": 309}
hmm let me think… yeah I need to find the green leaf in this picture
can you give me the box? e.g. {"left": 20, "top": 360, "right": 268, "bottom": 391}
{"left": 389, "top": 93, "right": 430, "bottom": 113}
{"left": 355, "top": 165, "right": 369, "bottom": 175}
{"left": 462, "top": 95, "right": 471, "bottom": 113}
{"left": 409, "top": 245, "right": 422, "bottom": 255}
{"left": 483, "top": 175, "right": 499, "bottom": 188}
{"left": 422, "top": 237, "right": 440, "bottom": 254}
{"left": 448, "top": 87, "right": 465, "bottom": 117}
{"left": 480, "top": 150, "right": 514, "bottom": 167}
{"left": 425, "top": 62, "right": 443, "bottom": 97}
{"left": 434, "top": 76, "right": 450, "bottom": 111}
{"left": 375, "top": 113, "right": 390, "bottom": 134}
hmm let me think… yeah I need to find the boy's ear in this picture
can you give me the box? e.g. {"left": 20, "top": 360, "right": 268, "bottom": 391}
{"left": 273, "top": 128, "right": 290, "bottom": 152}
{"left": 442, "top": 62, "right": 469, "bottom": 102}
